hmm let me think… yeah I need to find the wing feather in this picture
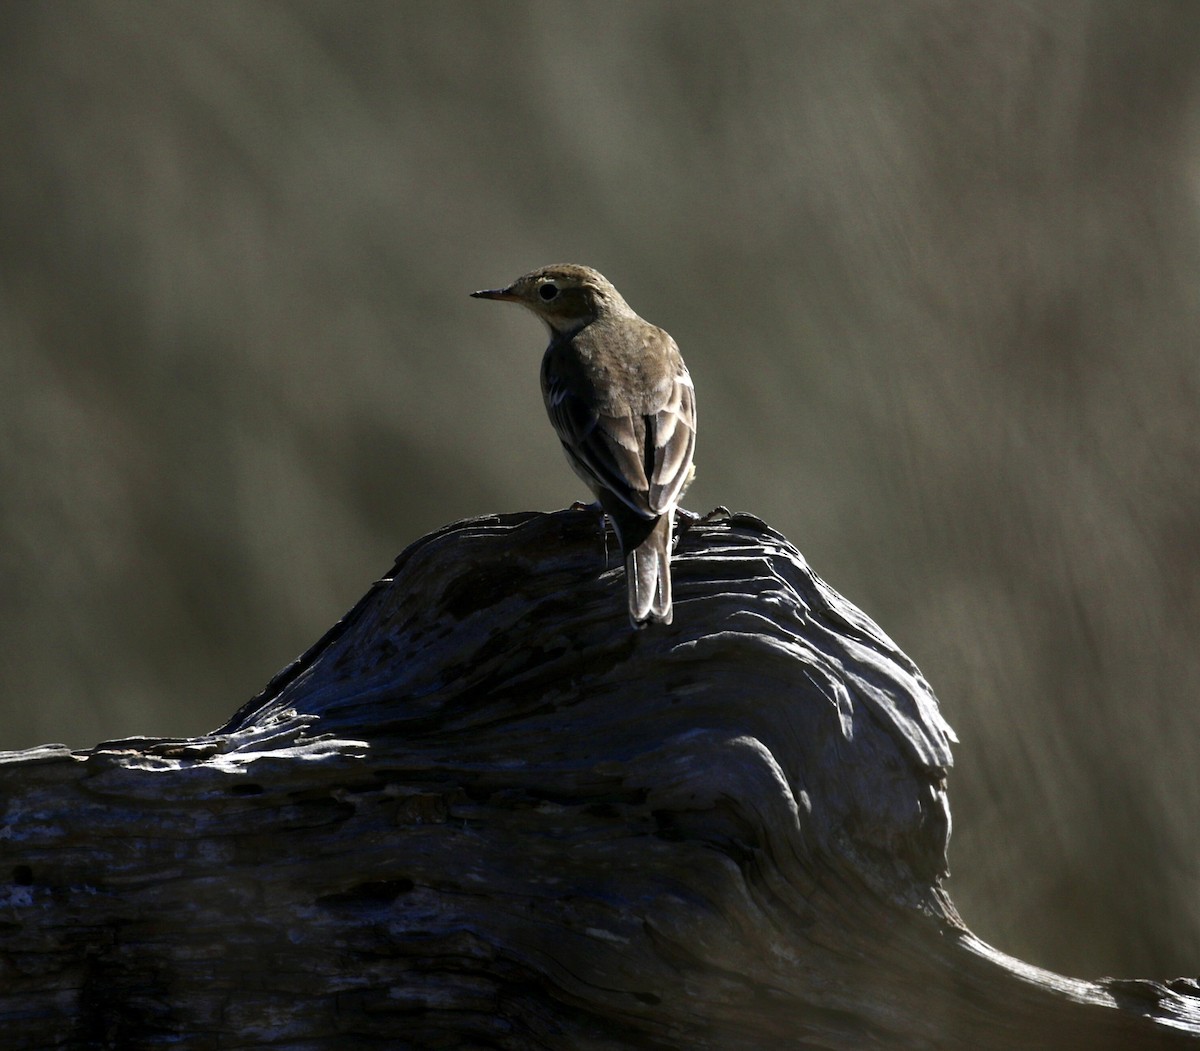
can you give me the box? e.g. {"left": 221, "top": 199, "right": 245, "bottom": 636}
{"left": 542, "top": 335, "right": 695, "bottom": 520}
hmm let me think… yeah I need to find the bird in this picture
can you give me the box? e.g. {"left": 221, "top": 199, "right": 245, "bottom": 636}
{"left": 472, "top": 264, "right": 696, "bottom": 628}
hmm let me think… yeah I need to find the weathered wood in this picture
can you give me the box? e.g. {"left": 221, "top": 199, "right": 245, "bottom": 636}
{"left": 1, "top": 510, "right": 1196, "bottom": 1049}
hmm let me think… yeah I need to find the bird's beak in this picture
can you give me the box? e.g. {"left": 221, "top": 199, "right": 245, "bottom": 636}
{"left": 470, "top": 285, "right": 519, "bottom": 302}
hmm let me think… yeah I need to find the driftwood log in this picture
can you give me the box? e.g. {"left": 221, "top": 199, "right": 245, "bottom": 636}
{"left": 1, "top": 509, "right": 1197, "bottom": 1049}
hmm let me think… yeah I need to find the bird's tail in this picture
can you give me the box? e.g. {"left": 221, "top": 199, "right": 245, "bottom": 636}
{"left": 626, "top": 510, "right": 674, "bottom": 628}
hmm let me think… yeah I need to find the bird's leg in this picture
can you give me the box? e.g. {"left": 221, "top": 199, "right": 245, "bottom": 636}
{"left": 569, "top": 499, "right": 611, "bottom": 568}
{"left": 597, "top": 507, "right": 612, "bottom": 568}
{"left": 672, "top": 506, "right": 699, "bottom": 548}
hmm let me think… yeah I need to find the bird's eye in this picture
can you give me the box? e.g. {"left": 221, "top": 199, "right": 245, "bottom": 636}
{"left": 538, "top": 282, "right": 559, "bottom": 302}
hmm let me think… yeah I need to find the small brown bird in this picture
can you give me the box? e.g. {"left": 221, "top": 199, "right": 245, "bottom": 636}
{"left": 472, "top": 264, "right": 696, "bottom": 627}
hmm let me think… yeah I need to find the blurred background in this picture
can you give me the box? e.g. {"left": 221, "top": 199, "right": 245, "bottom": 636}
{"left": 1, "top": 0, "right": 1197, "bottom": 983}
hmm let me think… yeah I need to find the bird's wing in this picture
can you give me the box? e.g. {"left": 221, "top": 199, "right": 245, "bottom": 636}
{"left": 645, "top": 365, "right": 696, "bottom": 514}
{"left": 543, "top": 370, "right": 651, "bottom": 513}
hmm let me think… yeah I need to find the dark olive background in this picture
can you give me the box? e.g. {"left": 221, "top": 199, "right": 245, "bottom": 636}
{"left": 2, "top": 1, "right": 1197, "bottom": 983}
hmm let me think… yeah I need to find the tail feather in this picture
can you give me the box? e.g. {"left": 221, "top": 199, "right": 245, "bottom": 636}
{"left": 625, "top": 511, "right": 674, "bottom": 627}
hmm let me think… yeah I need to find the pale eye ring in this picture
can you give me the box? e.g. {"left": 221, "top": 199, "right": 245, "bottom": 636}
{"left": 538, "top": 282, "right": 559, "bottom": 302}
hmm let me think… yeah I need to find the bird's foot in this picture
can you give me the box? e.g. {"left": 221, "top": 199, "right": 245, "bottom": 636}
{"left": 675, "top": 504, "right": 732, "bottom": 545}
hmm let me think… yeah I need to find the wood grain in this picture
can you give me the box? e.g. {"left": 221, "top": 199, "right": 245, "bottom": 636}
{"left": 1, "top": 510, "right": 1195, "bottom": 1048}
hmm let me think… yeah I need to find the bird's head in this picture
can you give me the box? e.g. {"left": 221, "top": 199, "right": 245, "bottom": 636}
{"left": 472, "top": 264, "right": 632, "bottom": 335}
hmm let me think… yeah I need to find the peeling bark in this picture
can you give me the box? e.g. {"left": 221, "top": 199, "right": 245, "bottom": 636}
{"left": 1, "top": 510, "right": 1196, "bottom": 1049}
